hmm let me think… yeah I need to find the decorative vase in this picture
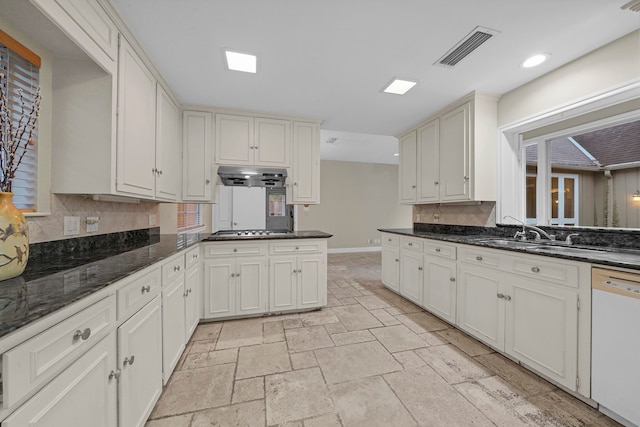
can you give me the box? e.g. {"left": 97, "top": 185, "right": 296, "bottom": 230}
{"left": 0, "top": 192, "right": 29, "bottom": 280}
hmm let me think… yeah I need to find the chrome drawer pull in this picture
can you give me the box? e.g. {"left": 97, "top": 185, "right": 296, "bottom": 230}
{"left": 504, "top": 295, "right": 512, "bottom": 301}
{"left": 108, "top": 369, "right": 121, "bottom": 381}
{"left": 123, "top": 355, "right": 135, "bottom": 366}
{"left": 233, "top": 248, "right": 238, "bottom": 252}
{"left": 418, "top": 266, "right": 423, "bottom": 271}
{"left": 174, "top": 265, "right": 181, "bottom": 272}
{"left": 450, "top": 277, "right": 456, "bottom": 282}
{"left": 73, "top": 328, "right": 91, "bottom": 341}
{"left": 531, "top": 266, "right": 540, "bottom": 273}
{"left": 435, "top": 248, "right": 441, "bottom": 252}
{"left": 476, "top": 256, "right": 483, "bottom": 261}
{"left": 295, "top": 246, "right": 300, "bottom": 250}
{"left": 497, "top": 293, "right": 504, "bottom": 299}
{"left": 231, "top": 273, "right": 236, "bottom": 277}
{"left": 395, "top": 258, "right": 399, "bottom": 262}
{"left": 141, "top": 285, "right": 151, "bottom": 294}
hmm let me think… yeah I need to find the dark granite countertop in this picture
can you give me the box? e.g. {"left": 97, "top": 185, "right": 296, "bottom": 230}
{"left": 0, "top": 229, "right": 332, "bottom": 342}
{"left": 0, "top": 233, "right": 203, "bottom": 341}
{"left": 203, "top": 230, "right": 333, "bottom": 241}
{"left": 379, "top": 227, "right": 640, "bottom": 271}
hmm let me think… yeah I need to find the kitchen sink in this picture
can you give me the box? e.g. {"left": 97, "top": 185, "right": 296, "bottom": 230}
{"left": 474, "top": 237, "right": 615, "bottom": 257}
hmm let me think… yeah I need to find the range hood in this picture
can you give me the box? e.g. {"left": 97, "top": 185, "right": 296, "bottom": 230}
{"left": 217, "top": 166, "right": 287, "bottom": 187}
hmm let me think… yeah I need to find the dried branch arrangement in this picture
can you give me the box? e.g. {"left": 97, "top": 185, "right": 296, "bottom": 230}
{"left": 0, "top": 72, "right": 41, "bottom": 193}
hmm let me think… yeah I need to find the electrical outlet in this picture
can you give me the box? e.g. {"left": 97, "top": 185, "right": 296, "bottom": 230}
{"left": 86, "top": 216, "right": 99, "bottom": 233}
{"left": 63, "top": 216, "right": 80, "bottom": 236}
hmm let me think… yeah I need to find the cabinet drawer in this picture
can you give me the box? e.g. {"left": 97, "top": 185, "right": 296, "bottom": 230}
{"left": 162, "top": 253, "right": 185, "bottom": 285}
{"left": 2, "top": 295, "right": 116, "bottom": 409}
{"left": 117, "top": 268, "right": 161, "bottom": 321}
{"left": 459, "top": 246, "right": 502, "bottom": 268}
{"left": 424, "top": 241, "right": 456, "bottom": 260}
{"left": 270, "top": 240, "right": 325, "bottom": 255}
{"left": 203, "top": 242, "right": 268, "bottom": 258}
{"left": 507, "top": 254, "right": 579, "bottom": 288}
{"left": 401, "top": 237, "right": 423, "bottom": 252}
{"left": 382, "top": 234, "right": 399, "bottom": 247}
{"left": 185, "top": 246, "right": 200, "bottom": 270}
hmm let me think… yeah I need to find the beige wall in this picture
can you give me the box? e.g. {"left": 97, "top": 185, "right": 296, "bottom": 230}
{"left": 498, "top": 30, "right": 640, "bottom": 127}
{"left": 297, "top": 160, "right": 412, "bottom": 249}
{"left": 413, "top": 202, "right": 496, "bottom": 227}
{"left": 27, "top": 195, "right": 159, "bottom": 243}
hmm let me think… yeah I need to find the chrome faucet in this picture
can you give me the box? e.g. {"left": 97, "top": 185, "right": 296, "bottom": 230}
{"left": 503, "top": 216, "right": 555, "bottom": 241}
{"left": 565, "top": 233, "right": 580, "bottom": 245}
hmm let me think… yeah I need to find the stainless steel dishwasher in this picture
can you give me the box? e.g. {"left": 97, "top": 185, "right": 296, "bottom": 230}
{"left": 591, "top": 267, "right": 640, "bottom": 427}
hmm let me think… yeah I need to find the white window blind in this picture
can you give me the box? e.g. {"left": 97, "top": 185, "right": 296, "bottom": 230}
{"left": 0, "top": 42, "right": 40, "bottom": 211}
{"left": 178, "top": 203, "right": 203, "bottom": 231}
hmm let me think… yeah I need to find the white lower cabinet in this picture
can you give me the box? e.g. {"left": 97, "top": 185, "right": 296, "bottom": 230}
{"left": 423, "top": 256, "right": 456, "bottom": 324}
{"left": 399, "top": 248, "right": 423, "bottom": 305}
{"left": 270, "top": 254, "right": 326, "bottom": 312}
{"left": 504, "top": 273, "right": 578, "bottom": 390}
{"left": 184, "top": 256, "right": 201, "bottom": 339}
{"left": 204, "top": 257, "right": 267, "bottom": 319}
{"left": 381, "top": 245, "right": 400, "bottom": 292}
{"left": 118, "top": 296, "right": 163, "bottom": 427}
{"left": 3, "top": 333, "right": 118, "bottom": 427}
{"left": 161, "top": 276, "right": 186, "bottom": 384}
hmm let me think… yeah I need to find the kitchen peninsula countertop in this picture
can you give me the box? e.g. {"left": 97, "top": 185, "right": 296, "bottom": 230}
{"left": 0, "top": 230, "right": 333, "bottom": 342}
{"left": 379, "top": 227, "right": 640, "bottom": 271}
{"left": 204, "top": 230, "right": 333, "bottom": 241}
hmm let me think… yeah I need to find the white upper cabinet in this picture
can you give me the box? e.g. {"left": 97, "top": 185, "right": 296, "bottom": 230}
{"left": 116, "top": 35, "right": 157, "bottom": 198}
{"left": 31, "top": 0, "right": 118, "bottom": 73}
{"left": 155, "top": 84, "right": 181, "bottom": 201}
{"left": 398, "top": 92, "right": 498, "bottom": 204}
{"left": 183, "top": 110, "right": 213, "bottom": 201}
{"left": 216, "top": 114, "right": 291, "bottom": 167}
{"left": 291, "top": 121, "right": 320, "bottom": 204}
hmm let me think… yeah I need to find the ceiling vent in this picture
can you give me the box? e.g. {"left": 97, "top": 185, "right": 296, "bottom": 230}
{"left": 435, "top": 26, "right": 500, "bottom": 68}
{"left": 621, "top": 0, "right": 640, "bottom": 12}
{"left": 325, "top": 137, "right": 337, "bottom": 144}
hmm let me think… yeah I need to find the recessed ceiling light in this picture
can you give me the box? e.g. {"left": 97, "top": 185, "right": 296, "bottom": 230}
{"left": 224, "top": 50, "right": 257, "bottom": 73}
{"left": 382, "top": 78, "right": 417, "bottom": 95}
{"left": 394, "top": 153, "right": 399, "bottom": 157}
{"left": 521, "top": 53, "right": 550, "bottom": 68}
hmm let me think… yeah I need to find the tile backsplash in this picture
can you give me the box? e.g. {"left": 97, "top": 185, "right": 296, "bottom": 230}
{"left": 27, "top": 194, "right": 160, "bottom": 243}
{"left": 413, "top": 201, "right": 496, "bottom": 227}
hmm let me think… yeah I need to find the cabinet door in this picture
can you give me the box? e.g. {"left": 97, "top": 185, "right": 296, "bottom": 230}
{"left": 184, "top": 264, "right": 201, "bottom": 339}
{"left": 298, "top": 255, "right": 326, "bottom": 309}
{"left": 457, "top": 264, "right": 504, "bottom": 350}
{"left": 399, "top": 249, "right": 423, "bottom": 305}
{"left": 118, "top": 297, "right": 163, "bottom": 427}
{"left": 381, "top": 246, "right": 400, "bottom": 292}
{"left": 216, "top": 114, "right": 253, "bottom": 165}
{"left": 399, "top": 131, "right": 417, "bottom": 203}
{"left": 203, "top": 259, "right": 235, "bottom": 318}
{"left": 155, "top": 85, "right": 180, "bottom": 201}
{"left": 236, "top": 257, "right": 267, "bottom": 315}
{"left": 292, "top": 121, "right": 320, "bottom": 204}
{"left": 161, "top": 278, "right": 186, "bottom": 384}
{"left": 116, "top": 36, "right": 157, "bottom": 197}
{"left": 440, "top": 102, "right": 470, "bottom": 201}
{"left": 183, "top": 111, "right": 213, "bottom": 201}
{"left": 417, "top": 120, "right": 440, "bottom": 203}
{"left": 3, "top": 334, "right": 117, "bottom": 427}
{"left": 270, "top": 256, "right": 297, "bottom": 311}
{"left": 504, "top": 275, "right": 578, "bottom": 391}
{"left": 423, "top": 257, "right": 456, "bottom": 324}
{"left": 255, "top": 118, "right": 291, "bottom": 167}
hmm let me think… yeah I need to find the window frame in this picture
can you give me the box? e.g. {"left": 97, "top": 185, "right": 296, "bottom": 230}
{"left": 177, "top": 203, "right": 204, "bottom": 233}
{"left": 497, "top": 82, "right": 640, "bottom": 228}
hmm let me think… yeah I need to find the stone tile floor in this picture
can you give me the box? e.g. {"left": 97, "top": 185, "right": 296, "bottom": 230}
{"left": 146, "top": 252, "right": 619, "bottom": 426}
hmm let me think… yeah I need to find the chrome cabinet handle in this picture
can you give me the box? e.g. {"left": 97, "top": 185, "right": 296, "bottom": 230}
{"left": 123, "top": 356, "right": 135, "bottom": 366}
{"left": 418, "top": 266, "right": 423, "bottom": 271}
{"left": 158, "top": 170, "right": 163, "bottom": 175}
{"left": 73, "top": 328, "right": 91, "bottom": 341}
{"left": 141, "top": 285, "right": 151, "bottom": 294}
{"left": 108, "top": 369, "right": 121, "bottom": 380}
{"left": 231, "top": 273, "right": 236, "bottom": 277}
{"left": 395, "top": 258, "right": 399, "bottom": 262}
{"left": 174, "top": 265, "right": 181, "bottom": 272}
{"left": 434, "top": 181, "right": 439, "bottom": 185}
{"left": 205, "top": 179, "right": 210, "bottom": 184}
{"left": 531, "top": 266, "right": 540, "bottom": 273}
{"left": 504, "top": 295, "right": 512, "bottom": 301}
{"left": 294, "top": 182, "right": 298, "bottom": 186}
{"left": 236, "top": 273, "right": 240, "bottom": 277}
{"left": 497, "top": 293, "right": 504, "bottom": 299}
{"left": 193, "top": 254, "right": 198, "bottom": 259}
{"left": 295, "top": 246, "right": 299, "bottom": 250}
{"left": 408, "top": 242, "right": 413, "bottom": 246}
{"left": 476, "top": 256, "right": 483, "bottom": 261}
{"left": 435, "top": 248, "right": 441, "bottom": 252}
{"left": 450, "top": 277, "right": 456, "bottom": 282}
{"left": 188, "top": 288, "right": 192, "bottom": 294}
{"left": 233, "top": 248, "right": 238, "bottom": 252}
{"left": 464, "top": 176, "right": 469, "bottom": 180}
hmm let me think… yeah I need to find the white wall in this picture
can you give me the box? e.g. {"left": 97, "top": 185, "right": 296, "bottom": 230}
{"left": 498, "top": 30, "right": 640, "bottom": 127}
{"left": 297, "top": 160, "right": 412, "bottom": 249}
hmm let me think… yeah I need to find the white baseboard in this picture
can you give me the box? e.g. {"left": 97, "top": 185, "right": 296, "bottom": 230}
{"left": 328, "top": 247, "right": 382, "bottom": 254}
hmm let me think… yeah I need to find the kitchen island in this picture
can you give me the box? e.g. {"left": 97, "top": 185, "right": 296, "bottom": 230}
{"left": 0, "top": 228, "right": 331, "bottom": 426}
